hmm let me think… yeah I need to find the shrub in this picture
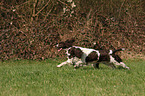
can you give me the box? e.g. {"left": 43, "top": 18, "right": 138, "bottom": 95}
{"left": 0, "top": 0, "right": 145, "bottom": 60}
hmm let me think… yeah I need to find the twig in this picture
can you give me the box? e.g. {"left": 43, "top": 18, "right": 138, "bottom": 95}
{"left": 31, "top": 0, "right": 37, "bottom": 22}
{"left": 118, "top": 0, "right": 126, "bottom": 17}
{"left": 57, "top": 0, "right": 67, "bottom": 6}
{"left": 33, "top": 0, "right": 51, "bottom": 17}
{"left": 57, "top": 0, "right": 71, "bottom": 8}
{"left": 43, "top": 4, "right": 54, "bottom": 22}
{"left": 15, "top": 1, "right": 30, "bottom": 8}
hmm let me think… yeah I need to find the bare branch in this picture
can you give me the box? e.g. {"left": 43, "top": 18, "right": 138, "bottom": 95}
{"left": 33, "top": 0, "right": 51, "bottom": 17}
{"left": 118, "top": 0, "right": 126, "bottom": 17}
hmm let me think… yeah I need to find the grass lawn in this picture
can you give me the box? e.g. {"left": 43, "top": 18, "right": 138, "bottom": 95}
{"left": 0, "top": 58, "right": 144, "bottom": 96}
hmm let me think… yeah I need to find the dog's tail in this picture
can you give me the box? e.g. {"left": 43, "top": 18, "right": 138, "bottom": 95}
{"left": 109, "top": 48, "right": 125, "bottom": 54}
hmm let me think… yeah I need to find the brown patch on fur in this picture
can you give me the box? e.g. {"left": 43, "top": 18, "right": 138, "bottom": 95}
{"left": 68, "top": 47, "right": 83, "bottom": 58}
{"left": 86, "top": 51, "right": 98, "bottom": 62}
{"left": 98, "top": 50, "right": 110, "bottom": 62}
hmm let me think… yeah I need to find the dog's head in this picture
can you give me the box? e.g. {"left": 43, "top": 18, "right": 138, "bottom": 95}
{"left": 56, "top": 39, "right": 75, "bottom": 51}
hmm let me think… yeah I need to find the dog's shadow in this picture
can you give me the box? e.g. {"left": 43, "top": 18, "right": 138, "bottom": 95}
{"left": 117, "top": 66, "right": 130, "bottom": 70}
{"left": 80, "top": 66, "right": 129, "bottom": 70}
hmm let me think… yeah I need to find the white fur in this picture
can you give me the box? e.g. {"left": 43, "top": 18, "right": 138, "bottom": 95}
{"left": 109, "top": 50, "right": 113, "bottom": 54}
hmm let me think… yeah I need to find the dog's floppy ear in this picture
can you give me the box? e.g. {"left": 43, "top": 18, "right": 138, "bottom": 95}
{"left": 65, "top": 38, "right": 75, "bottom": 43}
{"left": 64, "top": 38, "right": 75, "bottom": 48}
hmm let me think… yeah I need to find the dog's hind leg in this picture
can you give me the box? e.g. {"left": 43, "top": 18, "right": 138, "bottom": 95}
{"left": 93, "top": 63, "right": 100, "bottom": 69}
{"left": 110, "top": 56, "right": 130, "bottom": 70}
{"left": 118, "top": 62, "right": 130, "bottom": 70}
{"left": 112, "top": 61, "right": 130, "bottom": 70}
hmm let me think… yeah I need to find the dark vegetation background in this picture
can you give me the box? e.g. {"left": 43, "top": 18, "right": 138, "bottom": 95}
{"left": 1, "top": 0, "right": 145, "bottom": 61}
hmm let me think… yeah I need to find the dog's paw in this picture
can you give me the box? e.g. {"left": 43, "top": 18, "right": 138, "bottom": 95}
{"left": 57, "top": 65, "right": 62, "bottom": 68}
{"left": 126, "top": 67, "right": 130, "bottom": 70}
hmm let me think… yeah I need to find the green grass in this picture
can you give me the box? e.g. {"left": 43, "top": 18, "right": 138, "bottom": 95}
{"left": 0, "top": 59, "right": 144, "bottom": 96}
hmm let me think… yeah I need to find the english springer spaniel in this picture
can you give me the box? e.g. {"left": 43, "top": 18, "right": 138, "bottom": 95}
{"left": 56, "top": 39, "right": 130, "bottom": 70}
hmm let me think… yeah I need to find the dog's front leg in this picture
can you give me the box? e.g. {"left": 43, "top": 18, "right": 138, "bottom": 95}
{"left": 57, "top": 58, "right": 73, "bottom": 67}
{"left": 57, "top": 61, "right": 68, "bottom": 67}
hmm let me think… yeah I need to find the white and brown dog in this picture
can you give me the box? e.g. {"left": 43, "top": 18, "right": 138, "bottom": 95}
{"left": 56, "top": 39, "right": 130, "bottom": 70}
